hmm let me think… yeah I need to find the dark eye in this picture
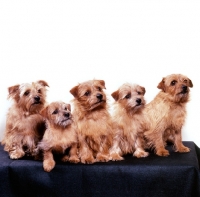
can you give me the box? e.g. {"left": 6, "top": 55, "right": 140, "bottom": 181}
{"left": 97, "top": 87, "right": 102, "bottom": 91}
{"left": 171, "top": 80, "right": 177, "bottom": 86}
{"left": 38, "top": 89, "right": 41, "bottom": 93}
{"left": 52, "top": 109, "right": 58, "bottom": 114}
{"left": 137, "top": 92, "right": 141, "bottom": 95}
{"left": 64, "top": 107, "right": 68, "bottom": 111}
{"left": 24, "top": 91, "right": 30, "bottom": 96}
{"left": 125, "top": 94, "right": 131, "bottom": 99}
{"left": 183, "top": 79, "right": 187, "bottom": 83}
{"left": 84, "top": 91, "right": 90, "bottom": 96}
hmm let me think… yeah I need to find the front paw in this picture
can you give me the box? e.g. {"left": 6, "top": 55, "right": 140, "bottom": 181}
{"left": 81, "top": 156, "right": 95, "bottom": 164}
{"left": 156, "top": 149, "right": 169, "bottom": 157}
{"left": 176, "top": 146, "right": 190, "bottom": 153}
{"left": 96, "top": 153, "right": 110, "bottom": 162}
{"left": 43, "top": 159, "right": 55, "bottom": 172}
{"left": 110, "top": 153, "right": 124, "bottom": 161}
{"left": 9, "top": 149, "right": 25, "bottom": 159}
{"left": 69, "top": 155, "right": 80, "bottom": 163}
{"left": 134, "top": 150, "right": 149, "bottom": 158}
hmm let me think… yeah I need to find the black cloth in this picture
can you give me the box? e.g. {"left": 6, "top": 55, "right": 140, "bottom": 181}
{"left": 0, "top": 141, "right": 200, "bottom": 197}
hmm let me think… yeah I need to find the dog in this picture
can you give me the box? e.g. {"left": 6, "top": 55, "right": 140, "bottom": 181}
{"left": 143, "top": 74, "right": 193, "bottom": 156}
{"left": 109, "top": 83, "right": 149, "bottom": 160}
{"left": 1, "top": 80, "right": 49, "bottom": 159}
{"left": 38, "top": 101, "right": 79, "bottom": 172}
{"left": 70, "top": 79, "right": 113, "bottom": 164}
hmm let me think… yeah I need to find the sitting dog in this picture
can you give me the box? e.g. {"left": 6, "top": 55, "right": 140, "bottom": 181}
{"left": 143, "top": 74, "right": 193, "bottom": 156}
{"left": 1, "top": 80, "right": 49, "bottom": 159}
{"left": 38, "top": 101, "right": 79, "bottom": 172}
{"left": 110, "top": 83, "right": 149, "bottom": 161}
{"left": 70, "top": 79, "right": 113, "bottom": 164}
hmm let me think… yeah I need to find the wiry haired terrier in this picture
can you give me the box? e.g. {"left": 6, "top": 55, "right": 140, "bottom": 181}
{"left": 110, "top": 83, "right": 149, "bottom": 160}
{"left": 144, "top": 74, "right": 193, "bottom": 156}
{"left": 70, "top": 79, "right": 113, "bottom": 164}
{"left": 1, "top": 80, "right": 49, "bottom": 159}
{"left": 38, "top": 101, "right": 79, "bottom": 172}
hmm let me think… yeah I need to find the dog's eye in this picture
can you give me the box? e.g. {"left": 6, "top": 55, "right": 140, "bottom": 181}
{"left": 84, "top": 91, "right": 90, "bottom": 96}
{"left": 183, "top": 79, "right": 187, "bottom": 83}
{"left": 64, "top": 107, "right": 68, "bottom": 111}
{"left": 52, "top": 109, "right": 58, "bottom": 114}
{"left": 97, "top": 87, "right": 102, "bottom": 91}
{"left": 171, "top": 80, "right": 177, "bottom": 86}
{"left": 24, "top": 91, "right": 30, "bottom": 96}
{"left": 125, "top": 94, "right": 131, "bottom": 99}
{"left": 137, "top": 91, "right": 141, "bottom": 95}
{"left": 38, "top": 89, "right": 41, "bottom": 94}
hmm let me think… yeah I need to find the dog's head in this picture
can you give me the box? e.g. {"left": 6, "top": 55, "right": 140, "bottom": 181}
{"left": 111, "top": 83, "right": 146, "bottom": 113}
{"left": 8, "top": 80, "right": 49, "bottom": 114}
{"left": 70, "top": 80, "right": 107, "bottom": 111}
{"left": 41, "top": 101, "right": 72, "bottom": 128}
{"left": 157, "top": 74, "right": 193, "bottom": 103}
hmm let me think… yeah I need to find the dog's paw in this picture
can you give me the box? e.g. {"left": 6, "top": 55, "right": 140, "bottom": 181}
{"left": 9, "top": 150, "right": 25, "bottom": 159}
{"left": 96, "top": 153, "right": 110, "bottom": 162}
{"left": 81, "top": 156, "right": 95, "bottom": 164}
{"left": 110, "top": 153, "right": 124, "bottom": 161}
{"left": 134, "top": 150, "right": 149, "bottom": 158}
{"left": 43, "top": 159, "right": 55, "bottom": 172}
{"left": 156, "top": 149, "right": 169, "bottom": 157}
{"left": 69, "top": 155, "right": 80, "bottom": 163}
{"left": 61, "top": 155, "right": 69, "bottom": 162}
{"left": 177, "top": 146, "right": 190, "bottom": 153}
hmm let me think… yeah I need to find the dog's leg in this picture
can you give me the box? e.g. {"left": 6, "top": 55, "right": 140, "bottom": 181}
{"left": 174, "top": 130, "right": 190, "bottom": 153}
{"left": 133, "top": 136, "right": 149, "bottom": 158}
{"left": 68, "top": 143, "right": 80, "bottom": 163}
{"left": 109, "top": 140, "right": 124, "bottom": 161}
{"left": 9, "top": 144, "right": 25, "bottom": 159}
{"left": 43, "top": 150, "right": 55, "bottom": 172}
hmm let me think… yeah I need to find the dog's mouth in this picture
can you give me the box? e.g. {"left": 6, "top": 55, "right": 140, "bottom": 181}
{"left": 32, "top": 101, "right": 42, "bottom": 105}
{"left": 61, "top": 118, "right": 71, "bottom": 122}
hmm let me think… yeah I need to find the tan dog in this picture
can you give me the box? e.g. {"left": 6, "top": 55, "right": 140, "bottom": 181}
{"left": 1, "top": 80, "right": 49, "bottom": 159}
{"left": 70, "top": 79, "right": 113, "bottom": 164}
{"left": 110, "top": 83, "right": 149, "bottom": 160}
{"left": 38, "top": 101, "right": 79, "bottom": 172}
{"left": 144, "top": 74, "right": 193, "bottom": 156}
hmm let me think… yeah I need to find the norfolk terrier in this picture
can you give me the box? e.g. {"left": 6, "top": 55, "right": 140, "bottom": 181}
{"left": 38, "top": 101, "right": 79, "bottom": 172}
{"left": 144, "top": 74, "right": 193, "bottom": 156}
{"left": 109, "top": 83, "right": 149, "bottom": 160}
{"left": 1, "top": 80, "right": 49, "bottom": 159}
{"left": 70, "top": 79, "right": 113, "bottom": 164}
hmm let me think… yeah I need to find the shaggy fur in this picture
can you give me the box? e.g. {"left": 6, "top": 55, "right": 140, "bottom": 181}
{"left": 1, "top": 80, "right": 48, "bottom": 159}
{"left": 38, "top": 101, "right": 79, "bottom": 172}
{"left": 110, "top": 83, "right": 149, "bottom": 160}
{"left": 70, "top": 79, "right": 113, "bottom": 164}
{"left": 143, "top": 74, "right": 193, "bottom": 156}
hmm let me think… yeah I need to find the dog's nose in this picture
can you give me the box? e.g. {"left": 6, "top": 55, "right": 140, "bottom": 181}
{"left": 136, "top": 98, "right": 141, "bottom": 104}
{"left": 96, "top": 93, "right": 103, "bottom": 100}
{"left": 182, "top": 85, "right": 187, "bottom": 92}
{"left": 34, "top": 96, "right": 40, "bottom": 102}
{"left": 64, "top": 112, "right": 70, "bottom": 118}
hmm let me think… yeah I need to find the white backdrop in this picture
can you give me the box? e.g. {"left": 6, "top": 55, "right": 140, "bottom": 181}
{"left": 0, "top": 1, "right": 200, "bottom": 145}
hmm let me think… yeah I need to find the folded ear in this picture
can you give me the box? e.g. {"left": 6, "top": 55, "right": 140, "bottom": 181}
{"left": 157, "top": 78, "right": 166, "bottom": 92}
{"left": 70, "top": 85, "right": 79, "bottom": 98}
{"left": 97, "top": 80, "right": 106, "bottom": 89}
{"left": 40, "top": 106, "right": 48, "bottom": 119}
{"left": 37, "top": 80, "right": 49, "bottom": 87}
{"left": 111, "top": 90, "right": 119, "bottom": 101}
{"left": 140, "top": 86, "right": 146, "bottom": 95}
{"left": 8, "top": 84, "right": 20, "bottom": 101}
{"left": 188, "top": 78, "right": 193, "bottom": 88}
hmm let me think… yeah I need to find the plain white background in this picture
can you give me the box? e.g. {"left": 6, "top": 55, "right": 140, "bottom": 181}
{"left": 0, "top": 1, "right": 200, "bottom": 145}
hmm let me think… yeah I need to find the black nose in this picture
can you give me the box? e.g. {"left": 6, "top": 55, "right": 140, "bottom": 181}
{"left": 96, "top": 93, "right": 103, "bottom": 100}
{"left": 34, "top": 96, "right": 40, "bottom": 102}
{"left": 136, "top": 98, "right": 141, "bottom": 104}
{"left": 182, "top": 85, "right": 187, "bottom": 93}
{"left": 64, "top": 112, "right": 70, "bottom": 118}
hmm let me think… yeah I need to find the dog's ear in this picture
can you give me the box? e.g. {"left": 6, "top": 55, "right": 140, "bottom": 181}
{"left": 111, "top": 90, "right": 119, "bottom": 101}
{"left": 70, "top": 85, "right": 79, "bottom": 98}
{"left": 40, "top": 106, "right": 48, "bottom": 118}
{"left": 157, "top": 78, "right": 166, "bottom": 92}
{"left": 140, "top": 86, "right": 146, "bottom": 95}
{"left": 98, "top": 80, "right": 106, "bottom": 89}
{"left": 8, "top": 85, "right": 20, "bottom": 101}
{"left": 37, "top": 80, "right": 49, "bottom": 87}
{"left": 188, "top": 78, "right": 193, "bottom": 88}
{"left": 66, "top": 104, "right": 71, "bottom": 111}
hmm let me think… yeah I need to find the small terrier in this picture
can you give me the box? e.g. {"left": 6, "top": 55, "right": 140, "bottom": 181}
{"left": 144, "top": 74, "right": 193, "bottom": 156}
{"left": 70, "top": 79, "right": 113, "bottom": 164}
{"left": 1, "top": 80, "right": 49, "bottom": 159}
{"left": 110, "top": 83, "right": 149, "bottom": 160}
{"left": 38, "top": 101, "right": 79, "bottom": 172}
